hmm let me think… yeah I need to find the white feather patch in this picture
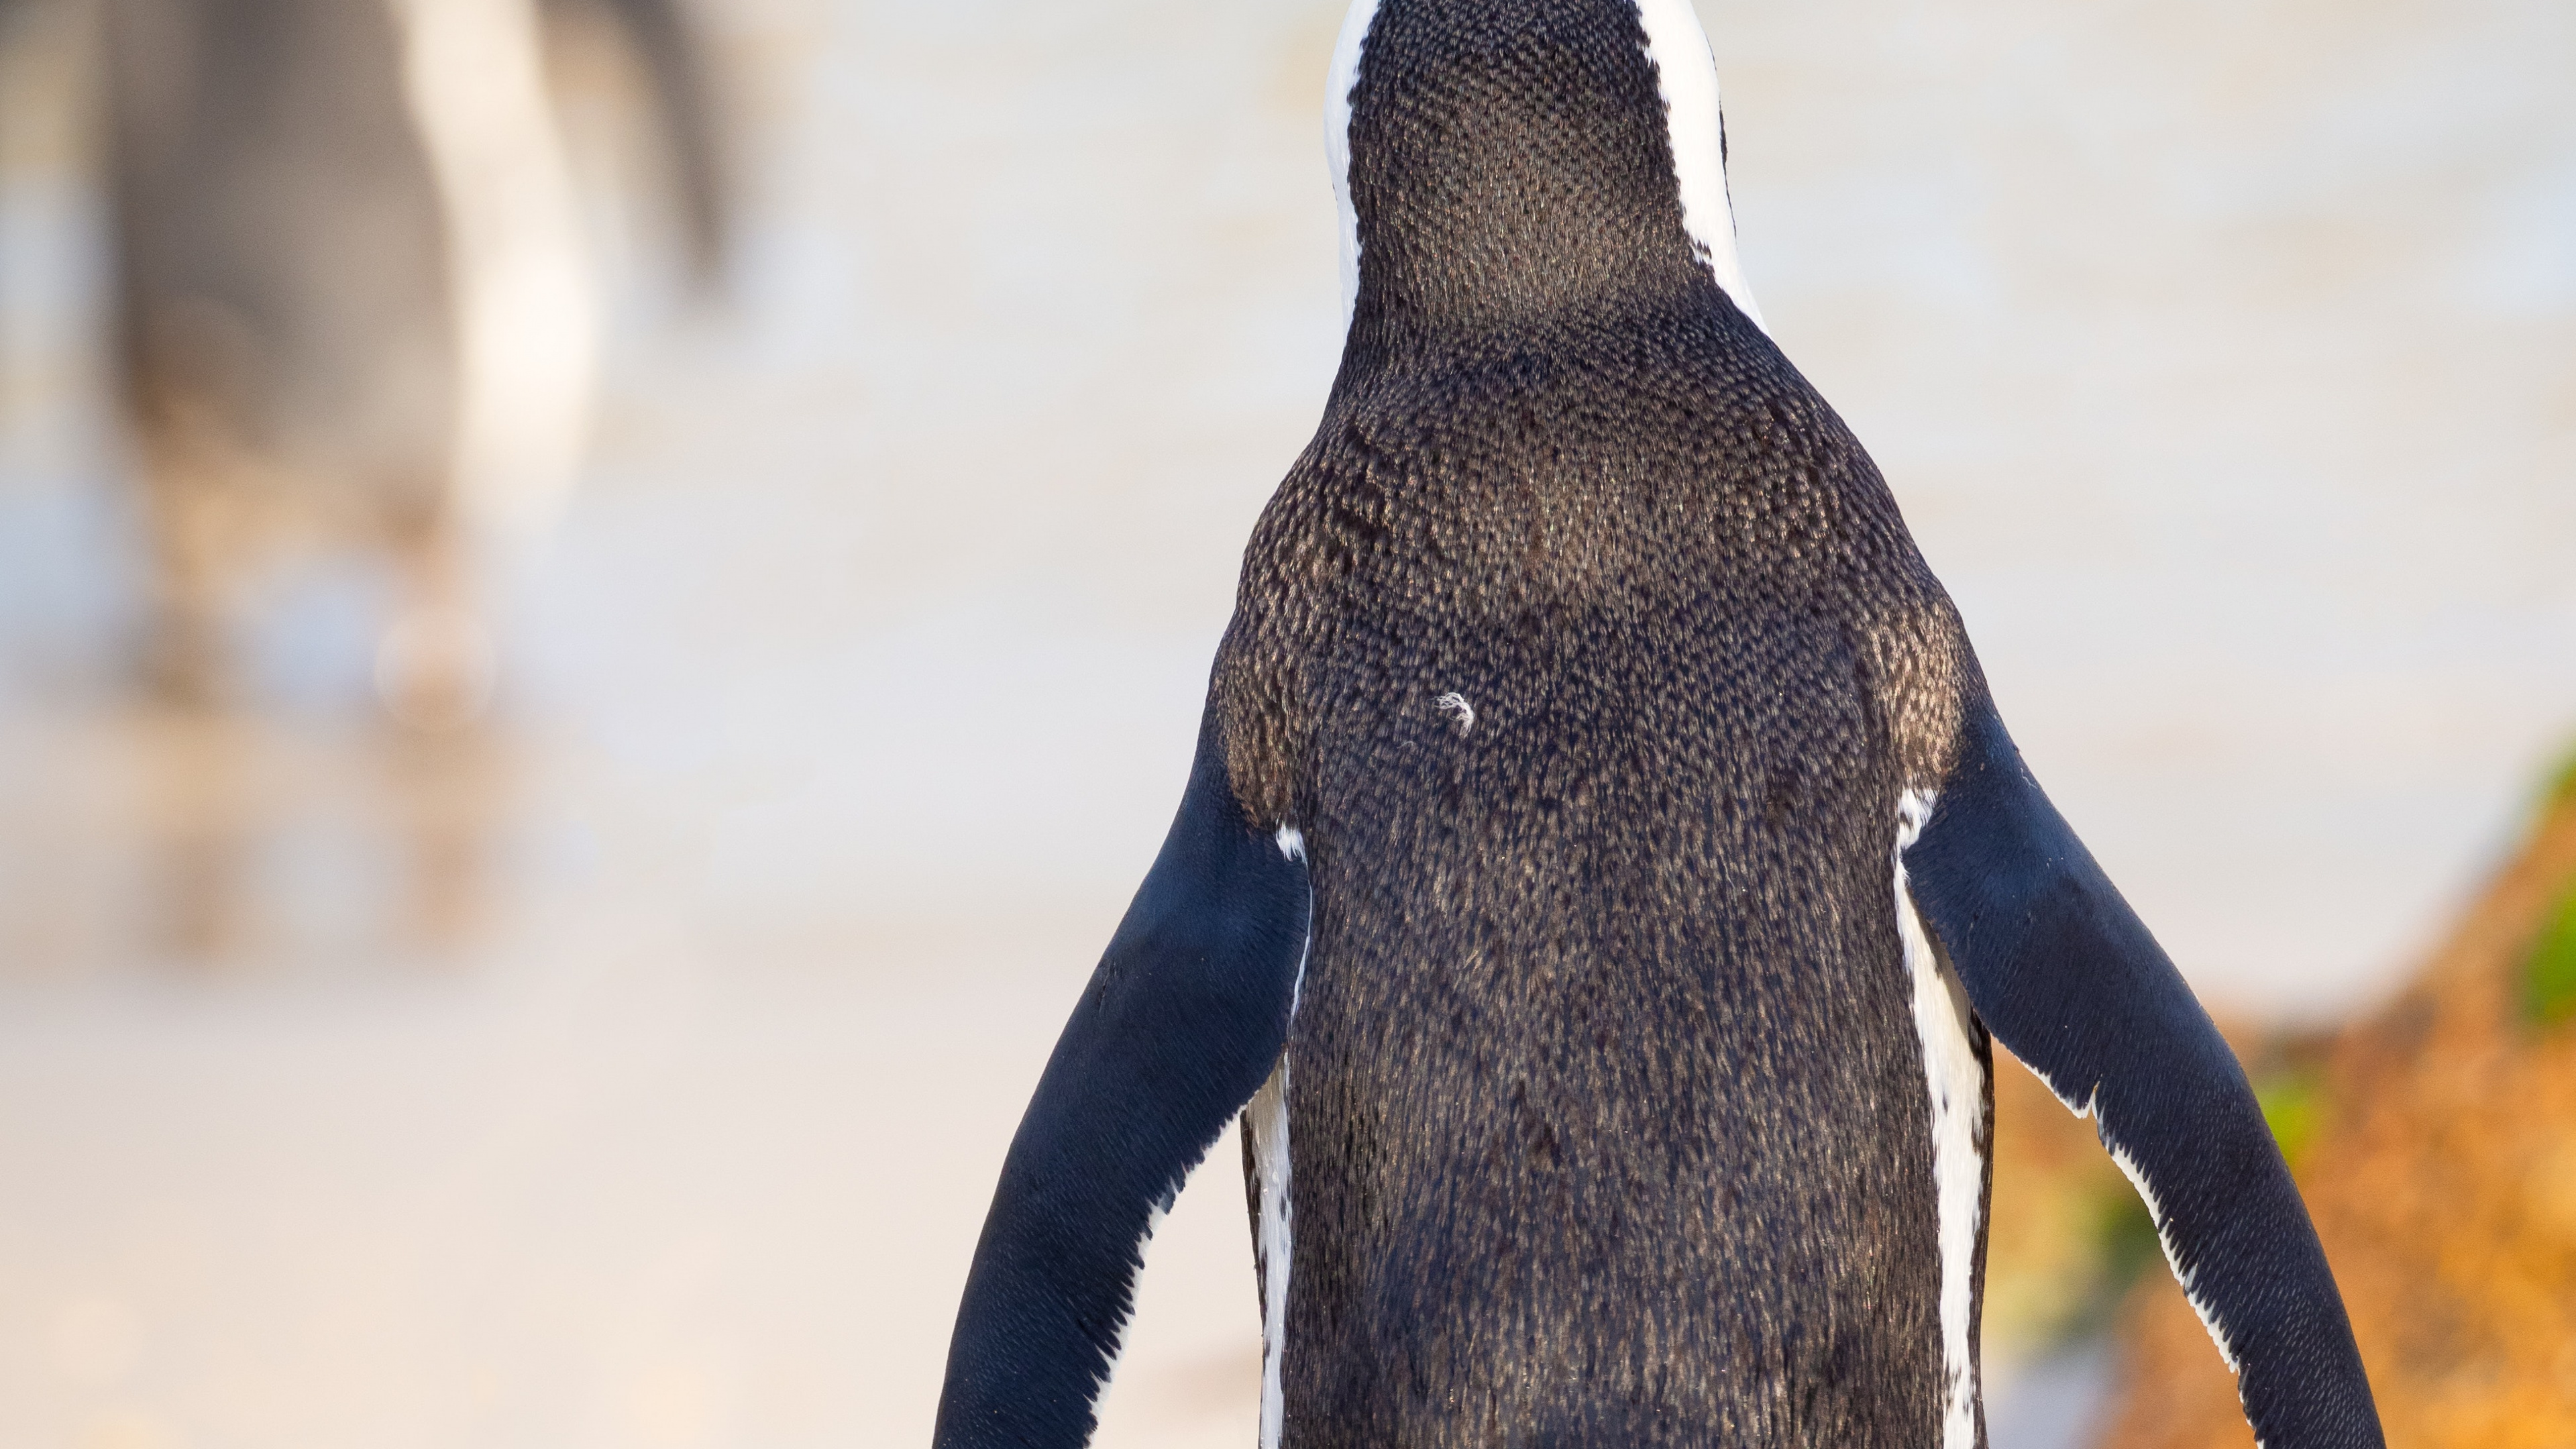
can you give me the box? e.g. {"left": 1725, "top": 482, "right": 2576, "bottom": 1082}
{"left": 1324, "top": 0, "right": 1384, "bottom": 336}
{"left": 1248, "top": 1060, "right": 1295, "bottom": 1449}
{"left": 2104, "top": 1132, "right": 2246, "bottom": 1375}
{"left": 1627, "top": 0, "right": 1767, "bottom": 331}
{"left": 1251, "top": 857, "right": 1314, "bottom": 1449}
{"left": 1087, "top": 1196, "right": 1171, "bottom": 1412}
{"left": 1894, "top": 789, "right": 1986, "bottom": 1449}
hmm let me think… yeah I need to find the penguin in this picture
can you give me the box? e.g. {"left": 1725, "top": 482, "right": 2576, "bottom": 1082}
{"left": 935, "top": 3, "right": 2386, "bottom": 1447}
{"left": 92, "top": 0, "right": 727, "bottom": 724}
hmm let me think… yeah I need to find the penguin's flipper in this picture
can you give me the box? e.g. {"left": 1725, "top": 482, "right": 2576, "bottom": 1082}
{"left": 1902, "top": 702, "right": 2385, "bottom": 1449}
{"left": 933, "top": 708, "right": 1309, "bottom": 1449}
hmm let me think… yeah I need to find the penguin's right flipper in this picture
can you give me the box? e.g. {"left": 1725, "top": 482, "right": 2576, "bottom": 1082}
{"left": 1902, "top": 702, "right": 2385, "bottom": 1449}
{"left": 932, "top": 707, "right": 1309, "bottom": 1449}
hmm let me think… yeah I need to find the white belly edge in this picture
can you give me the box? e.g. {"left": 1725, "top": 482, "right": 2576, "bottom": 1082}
{"left": 1896, "top": 788, "right": 1990, "bottom": 1449}
{"left": 1254, "top": 824, "right": 1311, "bottom": 1449}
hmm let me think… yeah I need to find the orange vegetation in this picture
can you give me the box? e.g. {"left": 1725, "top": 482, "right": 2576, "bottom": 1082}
{"left": 1984, "top": 1045, "right": 2136, "bottom": 1360}
{"left": 2098, "top": 799, "right": 2576, "bottom": 1449}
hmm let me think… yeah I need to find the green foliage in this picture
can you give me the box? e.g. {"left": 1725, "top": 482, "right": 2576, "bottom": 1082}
{"left": 2050, "top": 1182, "right": 2165, "bottom": 1344}
{"left": 2076, "top": 1068, "right": 2331, "bottom": 1303}
{"left": 2062, "top": 1065, "right": 2329, "bottom": 1340}
{"left": 2548, "top": 740, "right": 2576, "bottom": 811}
{"left": 2096, "top": 1185, "right": 2162, "bottom": 1287}
{"left": 2255, "top": 1067, "right": 2327, "bottom": 1171}
{"left": 2526, "top": 885, "right": 2576, "bottom": 1029}
{"left": 2524, "top": 731, "right": 2576, "bottom": 1029}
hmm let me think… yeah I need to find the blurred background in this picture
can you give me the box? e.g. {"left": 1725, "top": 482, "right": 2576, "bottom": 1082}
{"left": 0, "top": 0, "right": 2567, "bottom": 1446}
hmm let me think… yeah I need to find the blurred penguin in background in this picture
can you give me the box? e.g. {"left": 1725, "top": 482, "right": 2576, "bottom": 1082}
{"left": 90, "top": 0, "right": 727, "bottom": 727}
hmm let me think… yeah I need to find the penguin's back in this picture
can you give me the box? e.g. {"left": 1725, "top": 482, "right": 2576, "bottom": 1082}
{"left": 1217, "top": 307, "right": 1976, "bottom": 1446}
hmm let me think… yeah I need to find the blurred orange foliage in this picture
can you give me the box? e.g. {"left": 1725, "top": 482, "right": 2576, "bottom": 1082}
{"left": 1984, "top": 1044, "right": 2136, "bottom": 1357}
{"left": 2099, "top": 797, "right": 2576, "bottom": 1449}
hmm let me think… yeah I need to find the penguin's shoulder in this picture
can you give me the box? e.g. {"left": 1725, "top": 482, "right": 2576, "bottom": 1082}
{"left": 1264, "top": 325, "right": 1932, "bottom": 604}
{"left": 1214, "top": 321, "right": 1976, "bottom": 820}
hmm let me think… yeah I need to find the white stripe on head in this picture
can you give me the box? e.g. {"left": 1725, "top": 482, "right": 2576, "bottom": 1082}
{"left": 1628, "top": 0, "right": 1766, "bottom": 331}
{"left": 1894, "top": 789, "right": 1988, "bottom": 1449}
{"left": 1325, "top": 0, "right": 1384, "bottom": 336}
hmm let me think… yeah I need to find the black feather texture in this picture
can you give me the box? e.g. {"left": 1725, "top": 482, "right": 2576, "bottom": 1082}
{"left": 1212, "top": 3, "right": 1974, "bottom": 1442}
{"left": 934, "top": 2, "right": 2381, "bottom": 1446}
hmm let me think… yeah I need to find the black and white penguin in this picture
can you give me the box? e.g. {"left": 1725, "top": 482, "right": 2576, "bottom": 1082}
{"left": 936, "top": 2, "right": 2384, "bottom": 1447}
{"left": 94, "top": 0, "right": 726, "bottom": 723}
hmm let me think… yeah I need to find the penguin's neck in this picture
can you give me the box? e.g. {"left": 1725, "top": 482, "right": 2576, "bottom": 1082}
{"left": 1328, "top": 0, "right": 1764, "bottom": 350}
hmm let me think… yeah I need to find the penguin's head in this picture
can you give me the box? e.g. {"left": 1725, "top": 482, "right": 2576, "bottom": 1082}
{"left": 1326, "top": 0, "right": 1763, "bottom": 341}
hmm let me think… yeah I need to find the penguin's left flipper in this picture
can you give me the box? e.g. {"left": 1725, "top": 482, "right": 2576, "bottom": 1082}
{"left": 1903, "top": 702, "right": 2385, "bottom": 1449}
{"left": 933, "top": 708, "right": 1309, "bottom": 1449}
